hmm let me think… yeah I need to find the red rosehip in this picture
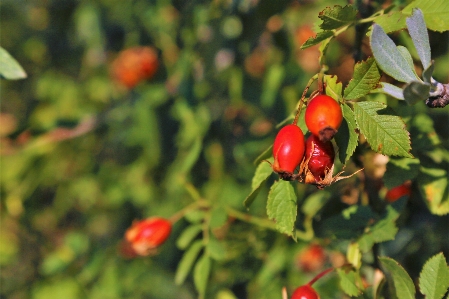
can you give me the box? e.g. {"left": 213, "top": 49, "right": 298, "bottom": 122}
{"left": 385, "top": 182, "right": 411, "bottom": 203}
{"left": 305, "top": 134, "right": 335, "bottom": 181}
{"left": 297, "top": 244, "right": 326, "bottom": 273}
{"left": 125, "top": 217, "right": 171, "bottom": 256}
{"left": 111, "top": 46, "right": 158, "bottom": 89}
{"left": 305, "top": 94, "right": 342, "bottom": 142}
{"left": 272, "top": 124, "right": 305, "bottom": 174}
{"left": 291, "top": 285, "right": 319, "bottom": 299}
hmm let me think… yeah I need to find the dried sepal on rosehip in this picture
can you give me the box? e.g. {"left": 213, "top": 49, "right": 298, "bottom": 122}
{"left": 272, "top": 124, "right": 305, "bottom": 181}
{"left": 305, "top": 94, "right": 342, "bottom": 142}
{"left": 124, "top": 217, "right": 172, "bottom": 256}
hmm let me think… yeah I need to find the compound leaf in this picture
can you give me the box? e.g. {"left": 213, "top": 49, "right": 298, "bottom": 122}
{"left": 301, "top": 30, "right": 333, "bottom": 49}
{"left": 354, "top": 102, "right": 412, "bottom": 158}
{"left": 335, "top": 103, "right": 358, "bottom": 164}
{"left": 318, "top": 5, "right": 357, "bottom": 30}
{"left": 267, "top": 180, "right": 297, "bottom": 238}
{"left": 344, "top": 57, "right": 381, "bottom": 100}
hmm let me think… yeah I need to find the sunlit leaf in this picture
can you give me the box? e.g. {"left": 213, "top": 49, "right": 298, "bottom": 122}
{"left": 369, "top": 11, "right": 407, "bottom": 35}
{"left": 418, "top": 167, "right": 449, "bottom": 215}
{"left": 403, "top": 0, "right": 449, "bottom": 32}
{"left": 324, "top": 75, "right": 342, "bottom": 99}
{"left": 0, "top": 47, "right": 27, "bottom": 80}
{"left": 370, "top": 24, "right": 419, "bottom": 83}
{"left": 379, "top": 257, "right": 416, "bottom": 299}
{"left": 406, "top": 8, "right": 432, "bottom": 69}
{"left": 301, "top": 31, "right": 333, "bottom": 49}
{"left": 419, "top": 252, "right": 449, "bottom": 299}
{"left": 318, "top": 5, "right": 357, "bottom": 30}
{"left": 354, "top": 102, "right": 412, "bottom": 157}
{"left": 344, "top": 57, "right": 381, "bottom": 100}
{"left": 267, "top": 180, "right": 297, "bottom": 238}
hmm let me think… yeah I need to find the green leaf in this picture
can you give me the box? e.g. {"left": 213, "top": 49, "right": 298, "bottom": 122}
{"left": 370, "top": 11, "right": 407, "bottom": 35}
{"left": 422, "top": 62, "right": 434, "bottom": 84}
{"left": 0, "top": 47, "right": 27, "bottom": 80}
{"left": 347, "top": 242, "right": 362, "bottom": 269}
{"left": 261, "top": 64, "right": 285, "bottom": 108}
{"left": 379, "top": 257, "right": 416, "bottom": 299}
{"left": 176, "top": 224, "right": 202, "bottom": 250}
{"left": 418, "top": 167, "right": 449, "bottom": 215}
{"left": 403, "top": 81, "right": 431, "bottom": 105}
{"left": 193, "top": 254, "right": 211, "bottom": 298}
{"left": 337, "top": 269, "right": 363, "bottom": 296}
{"left": 301, "top": 30, "right": 333, "bottom": 49}
{"left": 384, "top": 157, "right": 420, "bottom": 189}
{"left": 318, "top": 5, "right": 357, "bottom": 30}
{"left": 244, "top": 162, "right": 273, "bottom": 208}
{"left": 324, "top": 75, "right": 342, "bottom": 99}
{"left": 335, "top": 104, "right": 358, "bottom": 164}
{"left": 253, "top": 145, "right": 273, "bottom": 165}
{"left": 354, "top": 102, "right": 412, "bottom": 157}
{"left": 419, "top": 253, "right": 449, "bottom": 299}
{"left": 209, "top": 206, "right": 228, "bottom": 229}
{"left": 301, "top": 190, "right": 331, "bottom": 217}
{"left": 206, "top": 237, "right": 226, "bottom": 261}
{"left": 357, "top": 205, "right": 400, "bottom": 252}
{"left": 344, "top": 57, "right": 381, "bottom": 100}
{"left": 406, "top": 9, "right": 432, "bottom": 69}
{"left": 396, "top": 46, "right": 419, "bottom": 78}
{"left": 403, "top": 0, "right": 449, "bottom": 32}
{"left": 373, "top": 82, "right": 405, "bottom": 100}
{"left": 175, "top": 240, "right": 203, "bottom": 285}
{"left": 370, "top": 24, "right": 419, "bottom": 83}
{"left": 267, "top": 180, "right": 297, "bottom": 238}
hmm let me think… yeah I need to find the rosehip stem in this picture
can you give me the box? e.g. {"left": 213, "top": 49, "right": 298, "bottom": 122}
{"left": 307, "top": 267, "right": 334, "bottom": 286}
{"left": 294, "top": 75, "right": 318, "bottom": 125}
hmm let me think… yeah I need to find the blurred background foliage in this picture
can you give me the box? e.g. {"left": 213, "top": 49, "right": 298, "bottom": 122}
{"left": 0, "top": 0, "right": 448, "bottom": 298}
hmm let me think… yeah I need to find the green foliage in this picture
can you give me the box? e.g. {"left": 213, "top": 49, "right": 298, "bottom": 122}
{"left": 1, "top": 0, "right": 448, "bottom": 298}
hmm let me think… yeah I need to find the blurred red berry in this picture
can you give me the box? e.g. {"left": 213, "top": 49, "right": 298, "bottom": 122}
{"left": 291, "top": 284, "right": 319, "bottom": 299}
{"left": 124, "top": 217, "right": 172, "bottom": 256}
{"left": 297, "top": 244, "right": 326, "bottom": 273}
{"left": 385, "top": 182, "right": 411, "bottom": 203}
{"left": 111, "top": 46, "right": 158, "bottom": 89}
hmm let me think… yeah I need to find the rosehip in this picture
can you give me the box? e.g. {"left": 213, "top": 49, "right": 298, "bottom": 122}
{"left": 272, "top": 124, "right": 305, "bottom": 174}
{"left": 305, "top": 134, "right": 335, "bottom": 181}
{"left": 305, "top": 94, "right": 342, "bottom": 142}
{"left": 111, "top": 46, "right": 158, "bottom": 89}
{"left": 385, "top": 182, "right": 411, "bottom": 203}
{"left": 291, "top": 285, "right": 319, "bottom": 299}
{"left": 125, "top": 217, "right": 171, "bottom": 256}
{"left": 297, "top": 244, "right": 326, "bottom": 273}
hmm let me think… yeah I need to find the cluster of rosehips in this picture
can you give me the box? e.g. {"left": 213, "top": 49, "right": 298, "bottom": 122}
{"left": 272, "top": 93, "right": 345, "bottom": 188}
{"left": 121, "top": 217, "right": 172, "bottom": 258}
{"left": 111, "top": 46, "right": 159, "bottom": 89}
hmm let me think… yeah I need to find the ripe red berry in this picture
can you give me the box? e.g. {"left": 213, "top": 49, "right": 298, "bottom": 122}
{"left": 291, "top": 284, "right": 319, "bottom": 299}
{"left": 111, "top": 46, "right": 158, "bottom": 89}
{"left": 305, "top": 134, "right": 335, "bottom": 181}
{"left": 385, "top": 182, "right": 411, "bottom": 203}
{"left": 272, "top": 124, "right": 305, "bottom": 174}
{"left": 305, "top": 94, "right": 342, "bottom": 142}
{"left": 125, "top": 217, "right": 172, "bottom": 256}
